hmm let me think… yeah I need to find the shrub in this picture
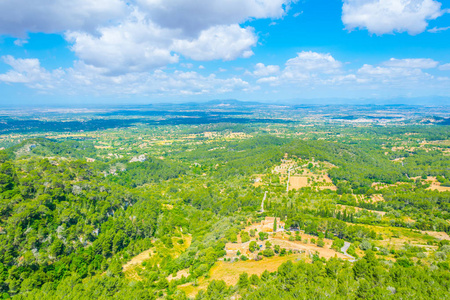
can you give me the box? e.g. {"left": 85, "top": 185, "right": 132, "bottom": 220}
{"left": 360, "top": 240, "right": 372, "bottom": 251}
{"left": 261, "top": 249, "right": 274, "bottom": 257}
{"left": 317, "top": 238, "right": 325, "bottom": 248}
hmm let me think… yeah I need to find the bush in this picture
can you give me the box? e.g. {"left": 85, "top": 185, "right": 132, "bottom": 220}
{"left": 360, "top": 240, "right": 371, "bottom": 251}
{"left": 317, "top": 238, "right": 325, "bottom": 248}
{"left": 435, "top": 252, "right": 447, "bottom": 261}
{"left": 332, "top": 238, "right": 345, "bottom": 251}
{"left": 261, "top": 249, "right": 274, "bottom": 257}
{"left": 274, "top": 245, "right": 280, "bottom": 254}
{"left": 379, "top": 247, "right": 389, "bottom": 256}
{"left": 259, "top": 232, "right": 268, "bottom": 241}
{"left": 249, "top": 241, "right": 258, "bottom": 252}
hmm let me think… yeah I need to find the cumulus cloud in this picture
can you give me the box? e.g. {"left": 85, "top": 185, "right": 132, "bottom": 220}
{"left": 2, "top": 52, "right": 449, "bottom": 98}
{"left": 253, "top": 51, "right": 443, "bottom": 92}
{"left": 252, "top": 63, "right": 280, "bottom": 76}
{"left": 0, "top": 56, "right": 51, "bottom": 84}
{"left": 66, "top": 13, "right": 258, "bottom": 74}
{"left": 173, "top": 25, "right": 257, "bottom": 61}
{"left": 66, "top": 11, "right": 180, "bottom": 75}
{"left": 255, "top": 51, "right": 344, "bottom": 85}
{"left": 1, "top": 0, "right": 293, "bottom": 75}
{"left": 356, "top": 62, "right": 434, "bottom": 87}
{"left": 0, "top": 56, "right": 251, "bottom": 96}
{"left": 342, "top": 0, "right": 446, "bottom": 35}
{"left": 283, "top": 51, "right": 342, "bottom": 78}
{"left": 0, "top": 0, "right": 127, "bottom": 37}
{"left": 136, "top": 0, "right": 292, "bottom": 36}
{"left": 383, "top": 58, "right": 439, "bottom": 69}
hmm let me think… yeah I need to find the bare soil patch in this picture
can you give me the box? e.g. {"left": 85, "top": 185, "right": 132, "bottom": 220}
{"left": 289, "top": 176, "right": 308, "bottom": 190}
{"left": 123, "top": 249, "right": 154, "bottom": 273}
{"left": 178, "top": 254, "right": 303, "bottom": 297}
{"left": 421, "top": 231, "right": 450, "bottom": 241}
{"left": 168, "top": 268, "right": 190, "bottom": 281}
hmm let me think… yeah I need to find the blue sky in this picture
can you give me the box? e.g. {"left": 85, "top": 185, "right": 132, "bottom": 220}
{"left": 0, "top": 0, "right": 450, "bottom": 106}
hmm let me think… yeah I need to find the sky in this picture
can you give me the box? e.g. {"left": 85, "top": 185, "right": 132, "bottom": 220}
{"left": 0, "top": 0, "right": 450, "bottom": 106}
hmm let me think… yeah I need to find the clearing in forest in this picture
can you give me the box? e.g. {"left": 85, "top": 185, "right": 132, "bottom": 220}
{"left": 421, "top": 231, "right": 450, "bottom": 241}
{"left": 346, "top": 222, "right": 439, "bottom": 251}
{"left": 272, "top": 156, "right": 338, "bottom": 191}
{"left": 421, "top": 176, "right": 450, "bottom": 192}
{"left": 178, "top": 254, "right": 303, "bottom": 297}
{"left": 289, "top": 176, "right": 308, "bottom": 189}
{"left": 228, "top": 221, "right": 348, "bottom": 262}
{"left": 123, "top": 234, "right": 192, "bottom": 279}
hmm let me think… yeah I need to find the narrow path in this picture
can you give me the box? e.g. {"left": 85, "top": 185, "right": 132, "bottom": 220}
{"left": 341, "top": 241, "right": 356, "bottom": 262}
{"left": 261, "top": 191, "right": 268, "bottom": 213}
{"left": 286, "top": 168, "right": 292, "bottom": 193}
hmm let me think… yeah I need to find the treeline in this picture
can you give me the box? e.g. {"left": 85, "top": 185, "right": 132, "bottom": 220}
{"left": 197, "top": 251, "right": 450, "bottom": 299}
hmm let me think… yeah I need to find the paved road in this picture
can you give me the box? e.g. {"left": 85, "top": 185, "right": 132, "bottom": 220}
{"left": 341, "top": 241, "right": 356, "bottom": 262}
{"left": 261, "top": 191, "right": 268, "bottom": 212}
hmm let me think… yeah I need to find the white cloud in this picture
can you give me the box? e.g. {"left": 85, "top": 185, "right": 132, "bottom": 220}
{"left": 383, "top": 58, "right": 439, "bottom": 69}
{"left": 256, "top": 76, "right": 279, "bottom": 84}
{"left": 65, "top": 11, "right": 179, "bottom": 75}
{"left": 172, "top": 25, "right": 257, "bottom": 61}
{"left": 0, "top": 56, "right": 251, "bottom": 96}
{"left": 3, "top": 52, "right": 448, "bottom": 100}
{"left": 1, "top": 0, "right": 292, "bottom": 74}
{"left": 342, "top": 0, "right": 446, "bottom": 35}
{"left": 14, "top": 39, "right": 28, "bottom": 47}
{"left": 0, "top": 0, "right": 128, "bottom": 37}
{"left": 357, "top": 63, "right": 432, "bottom": 85}
{"left": 252, "top": 63, "right": 280, "bottom": 76}
{"left": 66, "top": 13, "right": 257, "bottom": 74}
{"left": 254, "top": 52, "right": 442, "bottom": 92}
{"left": 0, "top": 56, "right": 50, "bottom": 84}
{"left": 136, "top": 0, "right": 292, "bottom": 36}
{"left": 255, "top": 51, "right": 344, "bottom": 86}
{"left": 284, "top": 51, "right": 342, "bottom": 74}
{"left": 428, "top": 26, "right": 450, "bottom": 33}
{"left": 439, "top": 63, "right": 450, "bottom": 70}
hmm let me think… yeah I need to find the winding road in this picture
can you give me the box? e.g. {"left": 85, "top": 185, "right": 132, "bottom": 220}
{"left": 341, "top": 241, "right": 356, "bottom": 262}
